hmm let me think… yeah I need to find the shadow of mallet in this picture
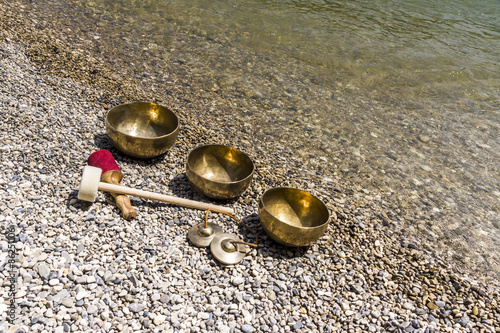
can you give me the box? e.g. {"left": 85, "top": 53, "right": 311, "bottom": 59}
{"left": 77, "top": 165, "right": 234, "bottom": 215}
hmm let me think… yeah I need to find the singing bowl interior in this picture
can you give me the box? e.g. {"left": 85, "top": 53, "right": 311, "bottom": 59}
{"left": 106, "top": 102, "right": 179, "bottom": 158}
{"left": 186, "top": 145, "right": 254, "bottom": 199}
{"left": 259, "top": 187, "right": 330, "bottom": 247}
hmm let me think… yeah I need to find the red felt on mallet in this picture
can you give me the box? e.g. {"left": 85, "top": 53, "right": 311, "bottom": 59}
{"left": 88, "top": 150, "right": 122, "bottom": 176}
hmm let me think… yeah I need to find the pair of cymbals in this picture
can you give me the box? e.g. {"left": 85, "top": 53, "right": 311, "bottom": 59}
{"left": 188, "top": 222, "right": 247, "bottom": 265}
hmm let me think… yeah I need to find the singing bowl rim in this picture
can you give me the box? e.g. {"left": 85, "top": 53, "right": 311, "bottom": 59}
{"left": 106, "top": 102, "right": 179, "bottom": 140}
{"left": 259, "top": 187, "right": 330, "bottom": 231}
{"left": 186, "top": 144, "right": 255, "bottom": 185}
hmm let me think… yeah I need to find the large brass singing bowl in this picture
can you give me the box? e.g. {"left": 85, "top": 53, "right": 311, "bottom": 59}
{"left": 258, "top": 187, "right": 330, "bottom": 247}
{"left": 186, "top": 145, "right": 254, "bottom": 200}
{"left": 106, "top": 102, "right": 179, "bottom": 158}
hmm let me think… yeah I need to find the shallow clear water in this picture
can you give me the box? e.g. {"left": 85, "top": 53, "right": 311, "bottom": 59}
{"left": 27, "top": 0, "right": 500, "bottom": 274}
{"left": 74, "top": 0, "right": 500, "bottom": 107}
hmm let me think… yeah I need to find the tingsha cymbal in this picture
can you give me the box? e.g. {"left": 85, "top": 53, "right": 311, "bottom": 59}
{"left": 188, "top": 222, "right": 223, "bottom": 248}
{"left": 210, "top": 233, "right": 247, "bottom": 265}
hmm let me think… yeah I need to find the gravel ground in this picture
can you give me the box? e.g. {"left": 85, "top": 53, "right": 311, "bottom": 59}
{"left": 1, "top": 2, "right": 499, "bottom": 333}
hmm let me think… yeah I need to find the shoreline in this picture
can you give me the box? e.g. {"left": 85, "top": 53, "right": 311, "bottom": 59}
{"left": 8, "top": 0, "right": 500, "bottom": 279}
{"left": 1, "top": 1, "right": 499, "bottom": 332}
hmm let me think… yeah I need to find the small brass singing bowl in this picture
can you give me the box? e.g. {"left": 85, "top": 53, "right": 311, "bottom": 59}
{"left": 186, "top": 145, "right": 254, "bottom": 200}
{"left": 258, "top": 187, "right": 330, "bottom": 247}
{"left": 106, "top": 102, "right": 179, "bottom": 158}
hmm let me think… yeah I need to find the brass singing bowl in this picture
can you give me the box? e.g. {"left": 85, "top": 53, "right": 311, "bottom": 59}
{"left": 186, "top": 145, "right": 254, "bottom": 200}
{"left": 258, "top": 187, "right": 330, "bottom": 247}
{"left": 106, "top": 102, "right": 179, "bottom": 158}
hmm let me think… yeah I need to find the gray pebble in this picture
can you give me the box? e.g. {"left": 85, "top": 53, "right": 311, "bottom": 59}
{"left": 129, "top": 303, "right": 143, "bottom": 313}
{"left": 37, "top": 263, "right": 50, "bottom": 279}
{"left": 76, "top": 244, "right": 84, "bottom": 255}
{"left": 415, "top": 308, "right": 427, "bottom": 315}
{"left": 232, "top": 277, "right": 245, "bottom": 285}
{"left": 241, "top": 325, "right": 255, "bottom": 333}
{"left": 61, "top": 299, "right": 74, "bottom": 308}
{"left": 87, "top": 305, "right": 98, "bottom": 314}
{"left": 435, "top": 301, "right": 446, "bottom": 308}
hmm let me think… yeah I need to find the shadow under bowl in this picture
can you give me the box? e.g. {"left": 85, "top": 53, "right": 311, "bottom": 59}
{"left": 106, "top": 102, "right": 179, "bottom": 158}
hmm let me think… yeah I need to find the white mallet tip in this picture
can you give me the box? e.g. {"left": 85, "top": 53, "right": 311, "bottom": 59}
{"left": 78, "top": 166, "right": 103, "bottom": 202}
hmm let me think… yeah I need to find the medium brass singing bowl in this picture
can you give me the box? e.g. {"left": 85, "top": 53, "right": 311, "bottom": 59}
{"left": 186, "top": 145, "right": 254, "bottom": 200}
{"left": 258, "top": 187, "right": 330, "bottom": 247}
{"left": 106, "top": 102, "right": 179, "bottom": 158}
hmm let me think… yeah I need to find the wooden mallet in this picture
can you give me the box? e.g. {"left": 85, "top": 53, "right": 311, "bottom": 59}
{"left": 78, "top": 152, "right": 234, "bottom": 215}
{"left": 87, "top": 150, "right": 137, "bottom": 220}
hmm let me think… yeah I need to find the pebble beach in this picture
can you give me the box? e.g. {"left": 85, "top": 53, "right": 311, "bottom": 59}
{"left": 1, "top": 1, "right": 499, "bottom": 333}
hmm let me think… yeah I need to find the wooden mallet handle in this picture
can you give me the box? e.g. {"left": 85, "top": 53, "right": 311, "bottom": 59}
{"left": 78, "top": 166, "right": 235, "bottom": 215}
{"left": 101, "top": 170, "right": 137, "bottom": 220}
{"left": 97, "top": 182, "right": 234, "bottom": 215}
{"left": 88, "top": 150, "right": 137, "bottom": 220}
